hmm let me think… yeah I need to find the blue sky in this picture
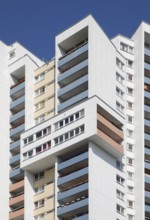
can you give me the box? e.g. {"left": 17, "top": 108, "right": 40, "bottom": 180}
{"left": 0, "top": 0, "right": 150, "bottom": 61}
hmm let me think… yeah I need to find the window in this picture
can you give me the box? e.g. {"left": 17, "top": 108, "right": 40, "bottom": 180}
{"left": 127, "top": 186, "right": 134, "bottom": 194}
{"left": 54, "top": 125, "right": 84, "bottom": 146}
{"left": 24, "top": 138, "right": 27, "bottom": 145}
{"left": 35, "top": 114, "right": 45, "bottom": 124}
{"left": 120, "top": 42, "right": 133, "bottom": 54}
{"left": 116, "top": 58, "right": 124, "bottom": 70}
{"left": 127, "top": 143, "right": 134, "bottom": 151}
{"left": 116, "top": 72, "right": 124, "bottom": 85}
{"left": 116, "top": 87, "right": 124, "bottom": 98}
{"left": 120, "top": 42, "right": 128, "bottom": 51}
{"left": 116, "top": 189, "right": 124, "bottom": 200}
{"left": 116, "top": 175, "right": 125, "bottom": 186}
{"left": 34, "top": 199, "right": 44, "bottom": 208}
{"left": 127, "top": 200, "right": 134, "bottom": 209}
{"left": 116, "top": 102, "right": 124, "bottom": 113}
{"left": 36, "top": 146, "right": 42, "bottom": 154}
{"left": 23, "top": 150, "right": 33, "bottom": 160}
{"left": 127, "top": 73, "right": 133, "bottom": 82}
{"left": 34, "top": 214, "right": 44, "bottom": 220}
{"left": 127, "top": 171, "right": 134, "bottom": 180}
{"left": 54, "top": 110, "right": 84, "bottom": 130}
{"left": 127, "top": 101, "right": 133, "bottom": 109}
{"left": 36, "top": 131, "right": 42, "bottom": 139}
{"left": 35, "top": 185, "right": 44, "bottom": 194}
{"left": 116, "top": 161, "right": 124, "bottom": 171}
{"left": 127, "top": 60, "right": 133, "bottom": 68}
{"left": 35, "top": 86, "right": 45, "bottom": 97}
{"left": 127, "top": 115, "right": 133, "bottom": 124}
{"left": 128, "top": 215, "right": 134, "bottom": 220}
{"left": 28, "top": 135, "right": 33, "bottom": 143}
{"left": 127, "top": 87, "right": 133, "bottom": 96}
{"left": 9, "top": 50, "right": 15, "bottom": 59}
{"left": 116, "top": 204, "right": 125, "bottom": 215}
{"left": 127, "top": 157, "right": 134, "bottom": 166}
{"left": 127, "top": 129, "right": 133, "bottom": 137}
{"left": 35, "top": 73, "right": 45, "bottom": 83}
{"left": 35, "top": 171, "right": 44, "bottom": 181}
{"left": 35, "top": 101, "right": 45, "bottom": 111}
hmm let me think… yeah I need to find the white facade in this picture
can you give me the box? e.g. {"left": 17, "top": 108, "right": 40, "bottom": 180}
{"left": 1, "top": 14, "right": 150, "bottom": 220}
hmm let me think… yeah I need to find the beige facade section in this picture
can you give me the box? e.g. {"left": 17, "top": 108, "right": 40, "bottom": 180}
{"left": 34, "top": 59, "right": 55, "bottom": 123}
{"left": 33, "top": 168, "right": 55, "bottom": 219}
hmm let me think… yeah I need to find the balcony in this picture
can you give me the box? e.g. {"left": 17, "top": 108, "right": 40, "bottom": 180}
{"left": 145, "top": 133, "right": 150, "bottom": 147}
{"left": 58, "top": 43, "right": 88, "bottom": 72}
{"left": 97, "top": 113, "right": 123, "bottom": 143}
{"left": 96, "top": 129, "right": 123, "bottom": 158}
{"left": 58, "top": 90, "right": 88, "bottom": 112}
{"left": 58, "top": 59, "right": 88, "bottom": 86}
{"left": 145, "top": 77, "right": 150, "bottom": 86}
{"left": 9, "top": 193, "right": 24, "bottom": 206}
{"left": 145, "top": 205, "right": 150, "bottom": 218}
{"left": 145, "top": 119, "right": 150, "bottom": 135}
{"left": 10, "top": 140, "right": 20, "bottom": 153}
{"left": 145, "top": 175, "right": 150, "bottom": 191}
{"left": 9, "top": 180, "right": 24, "bottom": 193}
{"left": 58, "top": 182, "right": 88, "bottom": 204}
{"left": 10, "top": 81, "right": 25, "bottom": 99}
{"left": 9, "top": 207, "right": 24, "bottom": 220}
{"left": 58, "top": 152, "right": 88, "bottom": 175}
{"left": 10, "top": 154, "right": 20, "bottom": 166}
{"left": 10, "top": 167, "right": 24, "bottom": 181}
{"left": 145, "top": 147, "right": 150, "bottom": 156}
{"left": 145, "top": 162, "right": 150, "bottom": 171}
{"left": 58, "top": 167, "right": 88, "bottom": 189}
{"left": 145, "top": 190, "right": 150, "bottom": 207}
{"left": 10, "top": 109, "right": 25, "bottom": 124}
{"left": 10, "top": 123, "right": 25, "bottom": 139}
{"left": 58, "top": 75, "right": 88, "bottom": 102}
{"left": 145, "top": 105, "right": 150, "bottom": 120}
{"left": 145, "top": 48, "right": 150, "bottom": 57}
{"left": 57, "top": 197, "right": 88, "bottom": 219}
{"left": 145, "top": 62, "right": 150, "bottom": 71}
{"left": 10, "top": 95, "right": 25, "bottom": 111}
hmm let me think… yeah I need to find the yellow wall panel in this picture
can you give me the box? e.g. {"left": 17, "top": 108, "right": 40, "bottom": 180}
{"left": 44, "top": 211, "right": 54, "bottom": 220}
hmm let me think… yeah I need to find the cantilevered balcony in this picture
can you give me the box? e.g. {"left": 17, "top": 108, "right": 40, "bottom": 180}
{"left": 10, "top": 154, "right": 20, "bottom": 166}
{"left": 10, "top": 95, "right": 25, "bottom": 111}
{"left": 9, "top": 193, "right": 24, "bottom": 207}
{"left": 145, "top": 48, "right": 150, "bottom": 57}
{"left": 10, "top": 140, "right": 20, "bottom": 153}
{"left": 57, "top": 197, "right": 88, "bottom": 219}
{"left": 145, "top": 133, "right": 150, "bottom": 148}
{"left": 58, "top": 167, "right": 88, "bottom": 189}
{"left": 9, "top": 207, "right": 24, "bottom": 220}
{"left": 9, "top": 180, "right": 24, "bottom": 194}
{"left": 145, "top": 205, "right": 150, "bottom": 218}
{"left": 145, "top": 119, "right": 150, "bottom": 136}
{"left": 10, "top": 109, "right": 25, "bottom": 124}
{"left": 10, "top": 167, "right": 24, "bottom": 181}
{"left": 58, "top": 152, "right": 88, "bottom": 176}
{"left": 10, "top": 81, "right": 25, "bottom": 99}
{"left": 145, "top": 175, "right": 150, "bottom": 191}
{"left": 145, "top": 77, "right": 150, "bottom": 85}
{"left": 58, "top": 182, "right": 88, "bottom": 204}
{"left": 10, "top": 123, "right": 25, "bottom": 139}
{"left": 58, "top": 75, "right": 88, "bottom": 102}
{"left": 58, "top": 43, "right": 88, "bottom": 72}
{"left": 145, "top": 62, "right": 150, "bottom": 71}
{"left": 58, "top": 59, "right": 88, "bottom": 86}
{"left": 58, "top": 90, "right": 88, "bottom": 112}
{"left": 145, "top": 105, "right": 150, "bottom": 120}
